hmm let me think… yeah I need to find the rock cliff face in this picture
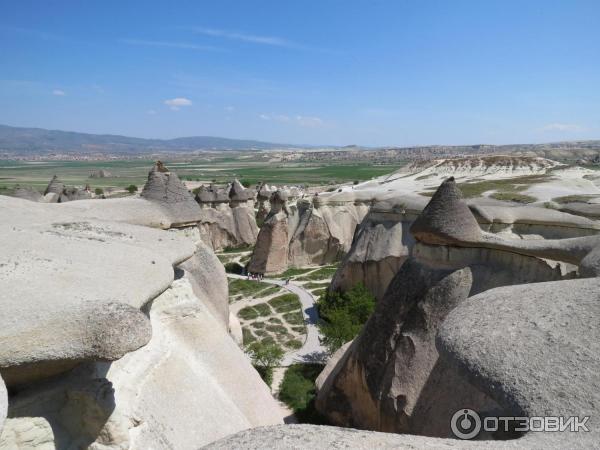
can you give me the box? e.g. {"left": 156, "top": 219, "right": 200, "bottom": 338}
{"left": 330, "top": 182, "right": 599, "bottom": 300}
{"left": 195, "top": 179, "right": 259, "bottom": 251}
{"left": 249, "top": 189, "right": 371, "bottom": 274}
{"left": 313, "top": 178, "right": 600, "bottom": 445}
{"left": 0, "top": 165, "right": 284, "bottom": 448}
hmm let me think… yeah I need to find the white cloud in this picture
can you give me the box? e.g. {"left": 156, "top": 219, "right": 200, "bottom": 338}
{"left": 259, "top": 113, "right": 324, "bottom": 127}
{"left": 52, "top": 89, "right": 65, "bottom": 96}
{"left": 120, "top": 39, "right": 220, "bottom": 51}
{"left": 540, "top": 123, "right": 584, "bottom": 132}
{"left": 193, "top": 27, "right": 297, "bottom": 48}
{"left": 296, "top": 115, "right": 324, "bottom": 127}
{"left": 164, "top": 97, "right": 192, "bottom": 111}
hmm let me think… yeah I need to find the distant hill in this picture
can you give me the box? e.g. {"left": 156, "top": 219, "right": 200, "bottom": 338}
{"left": 0, "top": 124, "right": 298, "bottom": 154}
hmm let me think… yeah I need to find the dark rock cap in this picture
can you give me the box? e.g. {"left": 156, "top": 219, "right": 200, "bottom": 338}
{"left": 44, "top": 175, "right": 65, "bottom": 196}
{"left": 410, "top": 177, "right": 481, "bottom": 245}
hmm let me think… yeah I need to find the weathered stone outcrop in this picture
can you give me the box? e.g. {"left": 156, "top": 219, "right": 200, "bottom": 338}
{"left": 195, "top": 180, "right": 259, "bottom": 251}
{"left": 313, "top": 178, "right": 600, "bottom": 446}
{"left": 249, "top": 189, "right": 370, "bottom": 274}
{"left": 140, "top": 161, "right": 203, "bottom": 227}
{"left": 330, "top": 181, "right": 600, "bottom": 300}
{"left": 317, "top": 259, "right": 499, "bottom": 436}
{"left": 0, "top": 189, "right": 284, "bottom": 448}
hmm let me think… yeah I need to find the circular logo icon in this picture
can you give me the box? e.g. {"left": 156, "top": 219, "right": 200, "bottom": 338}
{"left": 451, "top": 408, "right": 481, "bottom": 440}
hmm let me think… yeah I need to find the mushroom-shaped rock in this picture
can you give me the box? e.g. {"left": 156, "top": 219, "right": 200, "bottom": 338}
{"left": 141, "top": 161, "right": 202, "bottom": 226}
{"left": 59, "top": 186, "right": 92, "bottom": 203}
{"left": 410, "top": 177, "right": 481, "bottom": 245}
{"left": 44, "top": 175, "right": 65, "bottom": 196}
{"left": 229, "top": 179, "right": 254, "bottom": 202}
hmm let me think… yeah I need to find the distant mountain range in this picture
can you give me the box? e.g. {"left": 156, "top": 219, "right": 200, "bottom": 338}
{"left": 0, "top": 124, "right": 300, "bottom": 154}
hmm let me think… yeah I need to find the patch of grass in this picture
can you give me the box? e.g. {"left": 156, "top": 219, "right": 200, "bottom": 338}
{"left": 552, "top": 194, "right": 598, "bottom": 204}
{"left": 268, "top": 317, "right": 283, "bottom": 324}
{"left": 285, "top": 339, "right": 303, "bottom": 350}
{"left": 222, "top": 244, "right": 254, "bottom": 253}
{"left": 283, "top": 311, "right": 305, "bottom": 326}
{"left": 302, "top": 282, "right": 330, "bottom": 290}
{"left": 489, "top": 192, "right": 537, "bottom": 204}
{"left": 265, "top": 324, "right": 288, "bottom": 334}
{"left": 295, "top": 267, "right": 338, "bottom": 281}
{"left": 292, "top": 326, "right": 305, "bottom": 333}
{"left": 457, "top": 175, "right": 551, "bottom": 198}
{"left": 238, "top": 306, "right": 259, "bottom": 320}
{"left": 228, "top": 279, "right": 272, "bottom": 297}
{"left": 311, "top": 288, "right": 327, "bottom": 297}
{"left": 268, "top": 293, "right": 301, "bottom": 313}
{"left": 273, "top": 267, "right": 315, "bottom": 278}
{"left": 279, "top": 364, "right": 328, "bottom": 424}
{"left": 253, "top": 303, "right": 272, "bottom": 316}
{"left": 242, "top": 328, "right": 255, "bottom": 345}
{"left": 251, "top": 321, "right": 266, "bottom": 329}
{"left": 254, "top": 285, "right": 281, "bottom": 298}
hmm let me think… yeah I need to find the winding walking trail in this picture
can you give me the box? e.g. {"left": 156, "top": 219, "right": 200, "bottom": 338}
{"left": 227, "top": 273, "right": 327, "bottom": 366}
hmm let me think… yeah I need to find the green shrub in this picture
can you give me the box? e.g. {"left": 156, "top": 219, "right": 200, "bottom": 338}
{"left": 224, "top": 262, "right": 244, "bottom": 274}
{"left": 246, "top": 341, "right": 284, "bottom": 386}
{"left": 126, "top": 184, "right": 138, "bottom": 193}
{"left": 94, "top": 188, "right": 104, "bottom": 195}
{"left": 316, "top": 282, "right": 375, "bottom": 354}
{"left": 279, "top": 364, "right": 328, "bottom": 424}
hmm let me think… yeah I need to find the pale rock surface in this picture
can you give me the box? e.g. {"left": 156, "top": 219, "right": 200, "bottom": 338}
{"left": 0, "top": 278, "right": 285, "bottom": 449}
{"left": 195, "top": 180, "right": 259, "bottom": 251}
{"left": 0, "top": 196, "right": 195, "bottom": 386}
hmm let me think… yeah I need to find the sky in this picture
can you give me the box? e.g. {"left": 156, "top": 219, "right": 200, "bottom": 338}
{"left": 0, "top": 0, "right": 598, "bottom": 147}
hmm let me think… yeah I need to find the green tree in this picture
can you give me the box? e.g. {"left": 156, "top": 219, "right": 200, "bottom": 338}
{"left": 126, "top": 184, "right": 138, "bottom": 194}
{"left": 94, "top": 187, "right": 104, "bottom": 196}
{"left": 246, "top": 341, "right": 284, "bottom": 386}
{"left": 316, "top": 282, "right": 375, "bottom": 354}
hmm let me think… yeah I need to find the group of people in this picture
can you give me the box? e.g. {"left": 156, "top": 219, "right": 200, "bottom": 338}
{"left": 246, "top": 272, "right": 265, "bottom": 281}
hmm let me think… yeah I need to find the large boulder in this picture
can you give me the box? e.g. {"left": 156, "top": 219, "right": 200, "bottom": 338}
{"left": 316, "top": 259, "right": 498, "bottom": 436}
{"left": 1, "top": 277, "right": 284, "bottom": 449}
{"left": 0, "top": 195, "right": 196, "bottom": 386}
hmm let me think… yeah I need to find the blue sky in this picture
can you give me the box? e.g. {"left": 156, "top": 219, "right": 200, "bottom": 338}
{"left": 0, "top": 0, "right": 598, "bottom": 146}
